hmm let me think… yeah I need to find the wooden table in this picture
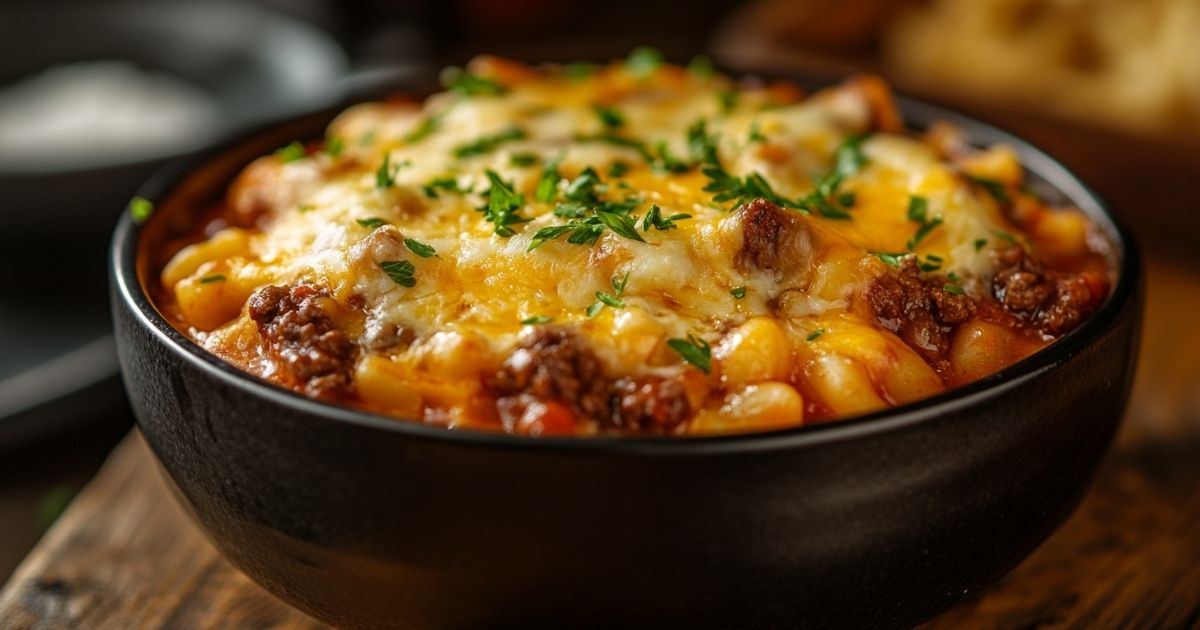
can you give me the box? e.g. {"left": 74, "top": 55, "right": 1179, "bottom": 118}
{"left": 2, "top": 253, "right": 1198, "bottom": 629}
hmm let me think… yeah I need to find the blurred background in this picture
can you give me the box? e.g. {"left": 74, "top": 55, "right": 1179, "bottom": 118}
{"left": 2, "top": 0, "right": 1198, "bottom": 582}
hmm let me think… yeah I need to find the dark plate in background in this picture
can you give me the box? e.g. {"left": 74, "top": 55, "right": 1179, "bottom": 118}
{"left": 0, "top": 0, "right": 353, "bottom": 451}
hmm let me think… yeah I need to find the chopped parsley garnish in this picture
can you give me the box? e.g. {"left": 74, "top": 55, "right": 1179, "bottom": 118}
{"left": 563, "top": 62, "right": 598, "bottom": 79}
{"left": 717, "top": 89, "right": 738, "bottom": 114}
{"left": 358, "top": 130, "right": 377, "bottom": 146}
{"left": 422, "top": 176, "right": 468, "bottom": 198}
{"left": 575, "top": 132, "right": 655, "bottom": 162}
{"left": 510, "top": 152, "right": 538, "bottom": 167}
{"left": 199, "top": 274, "right": 226, "bottom": 284}
{"left": 404, "top": 112, "right": 442, "bottom": 143}
{"left": 480, "top": 170, "right": 529, "bottom": 237}
{"left": 453, "top": 127, "right": 526, "bottom": 158}
{"left": 441, "top": 67, "right": 504, "bottom": 96}
{"left": 806, "top": 328, "right": 825, "bottom": 342}
{"left": 641, "top": 204, "right": 690, "bottom": 231}
{"left": 653, "top": 141, "right": 691, "bottom": 173}
{"left": 607, "top": 161, "right": 629, "bottom": 177}
{"left": 626, "top": 46, "right": 664, "bottom": 77}
{"left": 275, "top": 141, "right": 306, "bottom": 163}
{"left": 730, "top": 286, "right": 747, "bottom": 299}
{"left": 873, "top": 252, "right": 905, "bottom": 268}
{"left": 129, "top": 196, "right": 154, "bottom": 224}
{"left": 991, "top": 228, "right": 1019, "bottom": 244}
{"left": 594, "top": 209, "right": 645, "bottom": 242}
{"left": 403, "top": 238, "right": 437, "bottom": 258}
{"left": 837, "top": 192, "right": 856, "bottom": 207}
{"left": 687, "top": 55, "right": 715, "bottom": 78}
{"left": 521, "top": 315, "right": 554, "bottom": 325}
{"left": 968, "top": 175, "right": 1012, "bottom": 205}
{"left": 375, "top": 154, "right": 408, "bottom": 189}
{"left": 904, "top": 194, "right": 942, "bottom": 251}
{"left": 324, "top": 137, "right": 344, "bottom": 157}
{"left": 703, "top": 166, "right": 795, "bottom": 209}
{"left": 586, "top": 273, "right": 630, "bottom": 317}
{"left": 667, "top": 334, "right": 711, "bottom": 374}
{"left": 379, "top": 260, "right": 416, "bottom": 287}
{"left": 535, "top": 155, "right": 564, "bottom": 203}
{"left": 563, "top": 167, "right": 603, "bottom": 204}
{"left": 790, "top": 133, "right": 869, "bottom": 219}
{"left": 974, "top": 238, "right": 988, "bottom": 251}
{"left": 688, "top": 119, "right": 719, "bottom": 165}
{"left": 943, "top": 283, "right": 965, "bottom": 295}
{"left": 918, "top": 254, "right": 944, "bottom": 272}
{"left": 947, "top": 271, "right": 962, "bottom": 283}
{"left": 356, "top": 217, "right": 389, "bottom": 228}
{"left": 747, "top": 121, "right": 765, "bottom": 143}
{"left": 593, "top": 104, "right": 625, "bottom": 129}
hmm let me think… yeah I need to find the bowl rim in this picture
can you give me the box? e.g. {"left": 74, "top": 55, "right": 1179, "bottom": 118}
{"left": 111, "top": 74, "right": 1142, "bottom": 457}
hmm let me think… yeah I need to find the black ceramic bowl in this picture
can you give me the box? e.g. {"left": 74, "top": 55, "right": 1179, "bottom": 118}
{"left": 110, "top": 84, "right": 1142, "bottom": 629}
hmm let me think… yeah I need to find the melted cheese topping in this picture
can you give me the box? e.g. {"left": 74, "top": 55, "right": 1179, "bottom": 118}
{"left": 156, "top": 56, "right": 1100, "bottom": 435}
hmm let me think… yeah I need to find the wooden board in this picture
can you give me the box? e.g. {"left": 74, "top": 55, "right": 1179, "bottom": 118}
{"left": 2, "top": 253, "right": 1198, "bottom": 628}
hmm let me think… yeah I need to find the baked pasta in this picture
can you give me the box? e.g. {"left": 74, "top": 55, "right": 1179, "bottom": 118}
{"left": 145, "top": 50, "right": 1112, "bottom": 436}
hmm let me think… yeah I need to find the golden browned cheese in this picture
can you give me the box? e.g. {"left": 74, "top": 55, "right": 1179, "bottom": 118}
{"left": 153, "top": 53, "right": 1111, "bottom": 436}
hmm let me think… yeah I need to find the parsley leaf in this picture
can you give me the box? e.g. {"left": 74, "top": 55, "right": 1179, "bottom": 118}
{"left": 275, "top": 141, "right": 306, "bottom": 163}
{"left": 481, "top": 170, "right": 529, "bottom": 237}
{"left": 687, "top": 55, "right": 715, "bottom": 78}
{"left": 904, "top": 194, "right": 942, "bottom": 251}
{"left": 968, "top": 175, "right": 1012, "bottom": 205}
{"left": 641, "top": 204, "right": 690, "bottom": 231}
{"left": 873, "top": 252, "right": 905, "bottom": 268}
{"left": 747, "top": 121, "right": 765, "bottom": 143}
{"left": 199, "top": 274, "right": 226, "bottom": 284}
{"left": 730, "top": 286, "right": 747, "bottom": 299}
{"left": 404, "top": 112, "right": 442, "bottom": 143}
{"left": 510, "top": 152, "right": 538, "bottom": 167}
{"left": 453, "top": 127, "right": 526, "bottom": 158}
{"left": 653, "top": 141, "right": 690, "bottom": 173}
{"left": 806, "top": 328, "right": 825, "bottom": 342}
{"left": 380, "top": 260, "right": 416, "bottom": 287}
{"left": 521, "top": 315, "right": 553, "bottom": 325}
{"left": 404, "top": 238, "right": 437, "bottom": 258}
{"left": 717, "top": 89, "right": 738, "bottom": 114}
{"left": 356, "top": 217, "right": 388, "bottom": 228}
{"left": 594, "top": 210, "right": 645, "bottom": 243}
{"left": 907, "top": 195, "right": 928, "bottom": 223}
{"left": 626, "top": 46, "right": 663, "bottom": 77}
{"left": 943, "top": 283, "right": 965, "bottom": 295}
{"left": 536, "top": 155, "right": 564, "bottom": 203}
{"left": 563, "top": 167, "right": 602, "bottom": 204}
{"left": 324, "top": 137, "right": 344, "bottom": 157}
{"left": 129, "top": 196, "right": 154, "bottom": 224}
{"left": 974, "top": 238, "right": 988, "bottom": 251}
{"left": 441, "top": 67, "right": 504, "bottom": 96}
{"left": 422, "top": 176, "right": 468, "bottom": 199}
{"left": 376, "top": 154, "right": 407, "bottom": 189}
{"left": 687, "top": 119, "right": 719, "bottom": 166}
{"left": 667, "top": 334, "right": 711, "bottom": 374}
{"left": 586, "top": 273, "right": 630, "bottom": 317}
{"left": 607, "top": 161, "right": 630, "bottom": 177}
{"left": 593, "top": 104, "right": 625, "bottom": 129}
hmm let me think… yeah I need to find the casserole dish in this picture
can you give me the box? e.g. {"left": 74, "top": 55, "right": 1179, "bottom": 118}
{"left": 111, "top": 63, "right": 1141, "bottom": 628}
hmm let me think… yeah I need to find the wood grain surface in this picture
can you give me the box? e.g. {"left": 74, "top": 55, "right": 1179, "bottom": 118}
{"left": 1, "top": 252, "right": 1197, "bottom": 629}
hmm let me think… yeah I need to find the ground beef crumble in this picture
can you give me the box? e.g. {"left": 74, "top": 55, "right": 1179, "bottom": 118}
{"left": 490, "top": 328, "right": 692, "bottom": 435}
{"left": 992, "top": 246, "right": 1103, "bottom": 336}
{"left": 867, "top": 256, "right": 976, "bottom": 370}
{"left": 247, "top": 285, "right": 356, "bottom": 398}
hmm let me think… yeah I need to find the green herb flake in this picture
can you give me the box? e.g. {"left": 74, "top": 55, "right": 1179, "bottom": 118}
{"left": 906, "top": 195, "right": 929, "bottom": 223}
{"left": 199, "top": 274, "right": 226, "bottom": 284}
{"left": 943, "top": 283, "right": 965, "bottom": 295}
{"left": 586, "top": 273, "right": 630, "bottom": 317}
{"left": 687, "top": 55, "right": 715, "bottom": 79}
{"left": 404, "top": 113, "right": 442, "bottom": 144}
{"left": 441, "top": 67, "right": 504, "bottom": 96}
{"left": 510, "top": 152, "right": 538, "bottom": 167}
{"left": 873, "top": 252, "right": 905, "bottom": 268}
{"left": 991, "top": 228, "right": 1019, "bottom": 244}
{"left": 275, "top": 140, "right": 306, "bottom": 163}
{"left": 356, "top": 217, "right": 389, "bottom": 228}
{"left": 607, "top": 161, "right": 630, "bottom": 177}
{"left": 324, "top": 137, "right": 345, "bottom": 157}
{"left": 535, "top": 155, "right": 564, "bottom": 203}
{"left": 626, "top": 46, "right": 664, "bottom": 77}
{"left": 521, "top": 315, "right": 553, "bottom": 325}
{"left": 907, "top": 216, "right": 944, "bottom": 251}
{"left": 947, "top": 271, "right": 962, "bottom": 283}
{"left": 404, "top": 238, "right": 437, "bottom": 258}
{"left": 593, "top": 104, "right": 625, "bottom": 129}
{"left": 453, "top": 127, "right": 527, "bottom": 158}
{"left": 481, "top": 169, "right": 529, "bottom": 237}
{"left": 717, "top": 89, "right": 738, "bottom": 114}
{"left": 129, "top": 196, "right": 154, "bottom": 224}
{"left": 641, "top": 204, "right": 690, "bottom": 231}
{"left": 730, "top": 286, "right": 747, "bottom": 299}
{"left": 375, "top": 154, "right": 408, "bottom": 189}
{"left": 974, "top": 238, "right": 988, "bottom": 251}
{"left": 747, "top": 121, "right": 765, "bottom": 143}
{"left": 594, "top": 210, "right": 645, "bottom": 243}
{"left": 968, "top": 175, "right": 1012, "bottom": 205}
{"left": 667, "top": 334, "right": 712, "bottom": 374}
{"left": 422, "top": 176, "right": 467, "bottom": 199}
{"left": 806, "top": 328, "right": 825, "bottom": 342}
{"left": 563, "top": 62, "right": 598, "bottom": 79}
{"left": 380, "top": 260, "right": 416, "bottom": 287}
